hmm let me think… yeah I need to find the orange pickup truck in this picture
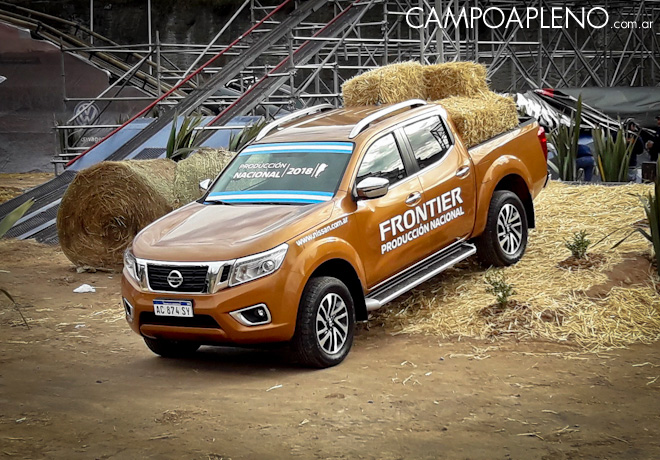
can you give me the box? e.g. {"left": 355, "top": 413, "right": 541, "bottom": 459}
{"left": 122, "top": 99, "right": 548, "bottom": 367}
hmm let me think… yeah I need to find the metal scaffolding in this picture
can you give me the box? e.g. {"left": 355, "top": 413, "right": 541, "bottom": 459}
{"left": 2, "top": 0, "right": 659, "bottom": 162}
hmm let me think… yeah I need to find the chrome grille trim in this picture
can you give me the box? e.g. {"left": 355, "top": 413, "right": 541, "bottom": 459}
{"left": 134, "top": 257, "right": 235, "bottom": 294}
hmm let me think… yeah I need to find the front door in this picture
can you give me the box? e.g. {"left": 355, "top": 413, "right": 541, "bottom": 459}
{"left": 350, "top": 133, "right": 430, "bottom": 288}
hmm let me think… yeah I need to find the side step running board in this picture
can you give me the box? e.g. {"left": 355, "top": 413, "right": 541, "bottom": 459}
{"left": 364, "top": 243, "right": 476, "bottom": 311}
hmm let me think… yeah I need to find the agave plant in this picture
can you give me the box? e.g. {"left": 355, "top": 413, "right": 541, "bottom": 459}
{"left": 228, "top": 119, "right": 267, "bottom": 152}
{"left": 548, "top": 95, "right": 583, "bottom": 181}
{"left": 0, "top": 199, "right": 34, "bottom": 238}
{"left": 592, "top": 126, "right": 635, "bottom": 182}
{"left": 640, "top": 161, "right": 660, "bottom": 274}
{"left": 166, "top": 112, "right": 203, "bottom": 161}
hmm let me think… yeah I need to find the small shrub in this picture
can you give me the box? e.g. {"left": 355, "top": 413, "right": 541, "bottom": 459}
{"left": 485, "top": 271, "right": 515, "bottom": 307}
{"left": 565, "top": 230, "right": 591, "bottom": 259}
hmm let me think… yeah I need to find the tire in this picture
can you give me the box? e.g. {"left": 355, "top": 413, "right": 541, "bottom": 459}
{"left": 293, "top": 276, "right": 355, "bottom": 368}
{"left": 143, "top": 337, "right": 200, "bottom": 358}
{"left": 475, "top": 190, "right": 529, "bottom": 267}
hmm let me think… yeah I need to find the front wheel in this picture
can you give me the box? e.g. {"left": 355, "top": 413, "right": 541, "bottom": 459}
{"left": 475, "top": 190, "right": 529, "bottom": 267}
{"left": 143, "top": 337, "right": 200, "bottom": 358}
{"left": 293, "top": 276, "right": 355, "bottom": 368}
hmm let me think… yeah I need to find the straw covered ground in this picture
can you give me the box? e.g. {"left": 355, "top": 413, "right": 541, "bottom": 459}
{"left": 373, "top": 181, "right": 660, "bottom": 351}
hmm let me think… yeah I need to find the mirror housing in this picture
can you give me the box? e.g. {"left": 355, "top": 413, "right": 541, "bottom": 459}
{"left": 355, "top": 177, "right": 389, "bottom": 200}
{"left": 199, "top": 178, "right": 211, "bottom": 192}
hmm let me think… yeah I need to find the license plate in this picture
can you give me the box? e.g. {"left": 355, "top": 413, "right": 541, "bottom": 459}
{"left": 153, "top": 299, "right": 193, "bottom": 317}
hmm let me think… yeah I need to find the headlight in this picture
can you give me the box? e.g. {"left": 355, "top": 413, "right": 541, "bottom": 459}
{"left": 229, "top": 243, "right": 288, "bottom": 287}
{"left": 123, "top": 247, "right": 137, "bottom": 280}
{"left": 123, "top": 247, "right": 146, "bottom": 289}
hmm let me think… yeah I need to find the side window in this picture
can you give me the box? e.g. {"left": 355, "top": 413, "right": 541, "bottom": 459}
{"left": 356, "top": 134, "right": 406, "bottom": 185}
{"left": 403, "top": 116, "right": 453, "bottom": 169}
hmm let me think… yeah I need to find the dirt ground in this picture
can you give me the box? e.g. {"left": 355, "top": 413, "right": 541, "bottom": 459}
{"left": 0, "top": 239, "right": 659, "bottom": 460}
{"left": 0, "top": 173, "right": 54, "bottom": 203}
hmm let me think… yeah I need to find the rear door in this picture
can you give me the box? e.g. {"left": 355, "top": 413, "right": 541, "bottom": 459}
{"left": 350, "top": 133, "right": 429, "bottom": 288}
{"left": 398, "top": 114, "right": 476, "bottom": 253}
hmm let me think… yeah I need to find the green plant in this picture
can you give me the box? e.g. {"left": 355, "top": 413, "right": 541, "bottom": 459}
{"left": 640, "top": 161, "right": 660, "bottom": 275}
{"left": 565, "top": 230, "right": 591, "bottom": 259}
{"left": 592, "top": 126, "right": 635, "bottom": 182}
{"left": 0, "top": 199, "right": 34, "bottom": 238}
{"left": 485, "top": 270, "right": 515, "bottom": 307}
{"left": 228, "top": 119, "right": 267, "bottom": 152}
{"left": 166, "top": 112, "right": 203, "bottom": 161}
{"left": 548, "top": 95, "right": 583, "bottom": 181}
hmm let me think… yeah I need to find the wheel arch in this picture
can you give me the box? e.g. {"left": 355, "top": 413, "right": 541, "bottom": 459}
{"left": 308, "top": 258, "right": 367, "bottom": 322}
{"left": 494, "top": 174, "right": 535, "bottom": 230}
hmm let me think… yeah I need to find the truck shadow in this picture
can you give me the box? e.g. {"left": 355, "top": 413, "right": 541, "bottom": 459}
{"left": 135, "top": 344, "right": 318, "bottom": 374}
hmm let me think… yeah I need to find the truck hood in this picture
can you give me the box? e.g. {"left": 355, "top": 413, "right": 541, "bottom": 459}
{"left": 132, "top": 201, "right": 334, "bottom": 262}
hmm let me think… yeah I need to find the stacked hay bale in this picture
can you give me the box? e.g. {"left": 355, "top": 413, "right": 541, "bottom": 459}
{"left": 57, "top": 159, "right": 177, "bottom": 268}
{"left": 439, "top": 92, "right": 519, "bottom": 148}
{"left": 342, "top": 61, "right": 426, "bottom": 107}
{"left": 173, "top": 148, "right": 235, "bottom": 206}
{"left": 422, "top": 61, "right": 488, "bottom": 100}
{"left": 57, "top": 148, "right": 235, "bottom": 268}
{"left": 342, "top": 60, "right": 518, "bottom": 148}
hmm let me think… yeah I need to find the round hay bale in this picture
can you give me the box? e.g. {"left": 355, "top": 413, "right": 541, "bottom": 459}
{"left": 173, "top": 148, "right": 235, "bottom": 206}
{"left": 342, "top": 70, "right": 381, "bottom": 107}
{"left": 438, "top": 92, "right": 519, "bottom": 148}
{"left": 57, "top": 159, "right": 177, "bottom": 268}
{"left": 376, "top": 61, "right": 426, "bottom": 104}
{"left": 423, "top": 62, "right": 489, "bottom": 101}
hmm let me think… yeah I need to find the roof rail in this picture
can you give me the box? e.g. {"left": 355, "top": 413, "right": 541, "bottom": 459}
{"left": 255, "top": 103, "right": 335, "bottom": 141}
{"left": 348, "top": 99, "right": 428, "bottom": 139}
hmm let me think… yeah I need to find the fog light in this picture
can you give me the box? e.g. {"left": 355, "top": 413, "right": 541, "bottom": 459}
{"left": 229, "top": 303, "right": 271, "bottom": 326}
{"left": 123, "top": 298, "right": 134, "bottom": 322}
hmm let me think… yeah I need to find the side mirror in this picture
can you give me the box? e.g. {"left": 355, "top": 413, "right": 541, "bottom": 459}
{"left": 199, "top": 178, "right": 211, "bottom": 192}
{"left": 355, "top": 177, "right": 389, "bottom": 200}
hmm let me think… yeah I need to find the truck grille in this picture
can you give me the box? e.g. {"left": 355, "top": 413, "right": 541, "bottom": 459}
{"left": 147, "top": 265, "right": 209, "bottom": 293}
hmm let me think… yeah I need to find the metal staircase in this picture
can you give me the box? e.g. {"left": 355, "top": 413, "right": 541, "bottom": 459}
{"left": 0, "top": 0, "right": 376, "bottom": 244}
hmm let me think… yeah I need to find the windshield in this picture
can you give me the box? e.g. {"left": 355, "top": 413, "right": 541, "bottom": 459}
{"left": 207, "top": 142, "right": 353, "bottom": 204}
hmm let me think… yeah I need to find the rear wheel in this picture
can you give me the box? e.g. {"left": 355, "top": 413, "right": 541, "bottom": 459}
{"left": 475, "top": 190, "right": 528, "bottom": 267}
{"left": 143, "top": 337, "right": 200, "bottom": 358}
{"left": 293, "top": 276, "right": 355, "bottom": 368}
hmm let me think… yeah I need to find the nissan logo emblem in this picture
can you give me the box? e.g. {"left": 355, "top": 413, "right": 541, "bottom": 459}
{"left": 167, "top": 270, "right": 184, "bottom": 288}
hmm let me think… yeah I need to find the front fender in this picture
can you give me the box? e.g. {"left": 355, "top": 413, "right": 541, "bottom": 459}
{"left": 289, "top": 236, "right": 367, "bottom": 291}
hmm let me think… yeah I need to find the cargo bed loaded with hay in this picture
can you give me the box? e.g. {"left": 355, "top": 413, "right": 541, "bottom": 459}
{"left": 121, "top": 62, "right": 549, "bottom": 367}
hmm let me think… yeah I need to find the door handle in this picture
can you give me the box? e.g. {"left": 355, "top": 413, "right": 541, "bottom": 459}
{"left": 456, "top": 166, "right": 470, "bottom": 178}
{"left": 405, "top": 191, "right": 422, "bottom": 206}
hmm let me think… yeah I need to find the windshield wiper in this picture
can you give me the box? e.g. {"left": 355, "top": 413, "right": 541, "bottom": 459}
{"left": 203, "top": 199, "right": 235, "bottom": 206}
{"left": 239, "top": 201, "right": 303, "bottom": 206}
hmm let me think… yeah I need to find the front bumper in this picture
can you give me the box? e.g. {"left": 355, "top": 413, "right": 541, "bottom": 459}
{"left": 121, "top": 264, "right": 303, "bottom": 345}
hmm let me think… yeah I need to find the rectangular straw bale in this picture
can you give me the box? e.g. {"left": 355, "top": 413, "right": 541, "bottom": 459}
{"left": 438, "top": 92, "right": 519, "bottom": 148}
{"left": 341, "top": 70, "right": 381, "bottom": 107}
{"left": 342, "top": 61, "right": 425, "bottom": 107}
{"left": 375, "top": 61, "right": 426, "bottom": 104}
{"left": 424, "top": 62, "right": 489, "bottom": 100}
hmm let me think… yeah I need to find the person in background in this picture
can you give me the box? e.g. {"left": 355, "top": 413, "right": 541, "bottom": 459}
{"left": 576, "top": 143, "right": 594, "bottom": 182}
{"left": 624, "top": 119, "right": 644, "bottom": 181}
{"left": 646, "top": 115, "right": 660, "bottom": 162}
